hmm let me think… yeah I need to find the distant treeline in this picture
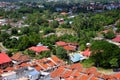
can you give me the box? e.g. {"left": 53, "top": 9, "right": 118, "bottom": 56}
{"left": 0, "top": 0, "right": 119, "bottom": 3}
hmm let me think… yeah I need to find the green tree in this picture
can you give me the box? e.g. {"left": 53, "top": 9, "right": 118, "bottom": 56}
{"left": 21, "top": 27, "right": 30, "bottom": 34}
{"left": 37, "top": 51, "right": 51, "bottom": 59}
{"left": 0, "top": 32, "right": 10, "bottom": 41}
{"left": 104, "top": 31, "right": 116, "bottom": 39}
{"left": 43, "top": 27, "right": 55, "bottom": 35}
{"left": 49, "top": 21, "right": 59, "bottom": 28}
{"left": 11, "top": 28, "right": 18, "bottom": 35}
{"left": 90, "top": 40, "right": 120, "bottom": 68}
{"left": 56, "top": 46, "right": 68, "bottom": 60}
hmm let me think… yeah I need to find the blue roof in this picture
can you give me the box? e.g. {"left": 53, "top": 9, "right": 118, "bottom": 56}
{"left": 37, "top": 43, "right": 43, "bottom": 46}
{"left": 29, "top": 70, "right": 40, "bottom": 76}
{"left": 70, "top": 53, "right": 85, "bottom": 62}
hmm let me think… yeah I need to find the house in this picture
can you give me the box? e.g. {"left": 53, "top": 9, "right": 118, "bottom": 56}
{"left": 0, "top": 71, "right": 16, "bottom": 80}
{"left": 112, "top": 36, "right": 120, "bottom": 43}
{"left": 69, "top": 53, "right": 86, "bottom": 62}
{"left": 15, "top": 67, "right": 40, "bottom": 80}
{"left": 60, "top": 12, "right": 68, "bottom": 15}
{"left": 33, "top": 55, "right": 65, "bottom": 72}
{"left": 55, "top": 41, "right": 67, "bottom": 46}
{"left": 82, "top": 48, "right": 91, "bottom": 57}
{"left": 50, "top": 63, "right": 118, "bottom": 80}
{"left": 0, "top": 19, "right": 8, "bottom": 26}
{"left": 63, "top": 45, "right": 76, "bottom": 51}
{"left": 39, "top": 71, "right": 50, "bottom": 80}
{"left": 28, "top": 46, "right": 50, "bottom": 54}
{"left": 0, "top": 52, "right": 12, "bottom": 69}
{"left": 11, "top": 52, "right": 30, "bottom": 64}
{"left": 1, "top": 67, "right": 40, "bottom": 80}
{"left": 56, "top": 41, "right": 79, "bottom": 52}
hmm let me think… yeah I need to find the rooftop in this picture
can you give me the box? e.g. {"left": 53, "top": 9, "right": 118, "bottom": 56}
{"left": 0, "top": 52, "right": 11, "bottom": 65}
{"left": 28, "top": 46, "right": 50, "bottom": 53}
{"left": 11, "top": 52, "right": 30, "bottom": 62}
{"left": 112, "top": 36, "right": 120, "bottom": 43}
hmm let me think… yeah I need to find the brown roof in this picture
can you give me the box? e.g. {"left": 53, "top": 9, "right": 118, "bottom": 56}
{"left": 4, "top": 67, "right": 15, "bottom": 72}
{"left": 11, "top": 52, "right": 30, "bottom": 62}
{"left": 63, "top": 45, "right": 76, "bottom": 51}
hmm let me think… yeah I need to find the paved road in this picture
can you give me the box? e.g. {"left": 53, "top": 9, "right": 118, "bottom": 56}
{"left": 0, "top": 42, "right": 8, "bottom": 52}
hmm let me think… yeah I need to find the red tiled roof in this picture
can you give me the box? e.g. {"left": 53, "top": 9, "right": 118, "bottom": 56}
{"left": 20, "top": 63, "right": 32, "bottom": 67}
{"left": 112, "top": 36, "right": 120, "bottom": 43}
{"left": 28, "top": 46, "right": 50, "bottom": 53}
{"left": 59, "top": 65, "right": 70, "bottom": 69}
{"left": 60, "top": 70, "right": 72, "bottom": 78}
{"left": 4, "top": 67, "right": 15, "bottom": 72}
{"left": 70, "top": 63, "right": 82, "bottom": 70}
{"left": 90, "top": 76, "right": 99, "bottom": 80}
{"left": 11, "top": 52, "right": 30, "bottom": 62}
{"left": 113, "top": 73, "right": 120, "bottom": 79}
{"left": 71, "top": 70, "right": 81, "bottom": 78}
{"left": 51, "top": 56, "right": 64, "bottom": 65}
{"left": 51, "top": 67, "right": 65, "bottom": 78}
{"left": 79, "top": 74, "right": 90, "bottom": 80}
{"left": 40, "top": 63, "right": 49, "bottom": 70}
{"left": 78, "top": 68, "right": 84, "bottom": 72}
{"left": 35, "top": 65, "right": 42, "bottom": 71}
{"left": 94, "top": 72, "right": 104, "bottom": 78}
{"left": 56, "top": 41, "right": 67, "bottom": 46}
{"left": 101, "top": 75, "right": 114, "bottom": 80}
{"left": 63, "top": 45, "right": 76, "bottom": 51}
{"left": 85, "top": 67, "right": 97, "bottom": 74}
{"left": 82, "top": 48, "right": 91, "bottom": 57}
{"left": 0, "top": 52, "right": 11, "bottom": 64}
{"left": 66, "top": 77, "right": 76, "bottom": 80}
{"left": 46, "top": 59, "right": 56, "bottom": 67}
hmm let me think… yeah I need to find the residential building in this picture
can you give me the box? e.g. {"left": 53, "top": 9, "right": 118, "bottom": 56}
{"left": 11, "top": 52, "right": 30, "bottom": 64}
{"left": 0, "top": 52, "right": 12, "bottom": 69}
{"left": 28, "top": 46, "right": 50, "bottom": 55}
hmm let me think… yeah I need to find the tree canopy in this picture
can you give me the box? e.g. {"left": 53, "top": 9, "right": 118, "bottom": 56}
{"left": 90, "top": 40, "right": 120, "bottom": 68}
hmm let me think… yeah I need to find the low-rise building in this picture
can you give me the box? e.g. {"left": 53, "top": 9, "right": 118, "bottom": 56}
{"left": 0, "top": 52, "right": 12, "bottom": 69}
{"left": 11, "top": 52, "right": 30, "bottom": 64}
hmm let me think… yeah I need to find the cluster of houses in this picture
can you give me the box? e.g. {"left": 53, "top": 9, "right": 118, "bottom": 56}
{"left": 0, "top": 2, "right": 9, "bottom": 8}
{"left": 85, "top": 2, "right": 120, "bottom": 11}
{"left": 0, "top": 52, "right": 64, "bottom": 80}
{"left": 0, "top": 2, "right": 20, "bottom": 11}
{"left": 55, "top": 41, "right": 91, "bottom": 62}
{"left": 0, "top": 18, "right": 8, "bottom": 26}
{"left": 0, "top": 52, "right": 120, "bottom": 80}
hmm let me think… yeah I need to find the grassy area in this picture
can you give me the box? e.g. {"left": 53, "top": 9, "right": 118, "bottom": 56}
{"left": 81, "top": 59, "right": 94, "bottom": 68}
{"left": 97, "top": 67, "right": 113, "bottom": 74}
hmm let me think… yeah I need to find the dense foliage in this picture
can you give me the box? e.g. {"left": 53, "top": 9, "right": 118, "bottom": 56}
{"left": 90, "top": 40, "right": 120, "bottom": 68}
{"left": 0, "top": 2, "right": 120, "bottom": 68}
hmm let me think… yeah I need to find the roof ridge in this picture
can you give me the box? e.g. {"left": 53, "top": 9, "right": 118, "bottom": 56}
{"left": 76, "top": 73, "right": 83, "bottom": 80}
{"left": 70, "top": 69, "right": 78, "bottom": 76}
{"left": 59, "top": 68, "right": 68, "bottom": 78}
{"left": 35, "top": 62, "right": 46, "bottom": 70}
{"left": 87, "top": 74, "right": 95, "bottom": 80}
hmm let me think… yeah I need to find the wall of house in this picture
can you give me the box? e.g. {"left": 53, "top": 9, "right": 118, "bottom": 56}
{"left": 39, "top": 74, "right": 50, "bottom": 80}
{"left": 1, "top": 72, "right": 17, "bottom": 80}
{"left": 52, "top": 77, "right": 60, "bottom": 80}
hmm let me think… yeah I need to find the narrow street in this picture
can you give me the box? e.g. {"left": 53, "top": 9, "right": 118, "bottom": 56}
{"left": 0, "top": 42, "right": 8, "bottom": 52}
